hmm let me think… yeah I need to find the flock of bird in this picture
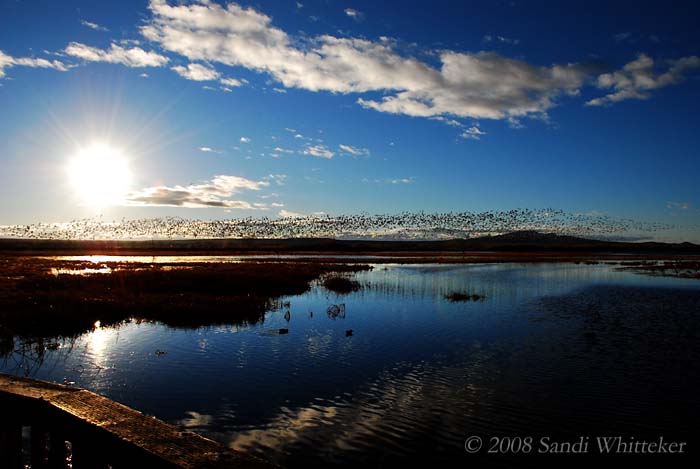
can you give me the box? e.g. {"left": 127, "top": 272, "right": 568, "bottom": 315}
{"left": 0, "top": 209, "right": 676, "bottom": 240}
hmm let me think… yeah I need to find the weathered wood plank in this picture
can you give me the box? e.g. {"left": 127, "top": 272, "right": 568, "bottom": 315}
{"left": 0, "top": 373, "right": 273, "bottom": 468}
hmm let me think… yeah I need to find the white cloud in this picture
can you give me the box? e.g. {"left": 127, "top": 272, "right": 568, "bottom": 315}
{"left": 126, "top": 174, "right": 269, "bottom": 208}
{"left": 141, "top": 1, "right": 594, "bottom": 122}
{"left": 199, "top": 146, "right": 222, "bottom": 153}
{"left": 220, "top": 77, "right": 242, "bottom": 87}
{"left": 356, "top": 51, "right": 590, "bottom": 119}
{"left": 172, "top": 62, "right": 220, "bottom": 81}
{"left": 461, "top": 126, "right": 486, "bottom": 140}
{"left": 139, "top": 72, "right": 150, "bottom": 78}
{"left": 0, "top": 50, "right": 67, "bottom": 78}
{"left": 344, "top": 8, "right": 364, "bottom": 21}
{"left": 80, "top": 20, "right": 109, "bottom": 32}
{"left": 507, "top": 116, "right": 524, "bottom": 129}
{"left": 5, "top": 1, "right": 691, "bottom": 129}
{"left": 265, "top": 174, "right": 287, "bottom": 185}
{"left": 587, "top": 54, "right": 700, "bottom": 106}
{"left": 302, "top": 144, "right": 334, "bottom": 158}
{"left": 430, "top": 116, "right": 489, "bottom": 139}
{"left": 362, "top": 177, "right": 415, "bottom": 184}
{"left": 339, "top": 144, "right": 369, "bottom": 156}
{"left": 273, "top": 146, "right": 295, "bottom": 153}
{"left": 65, "top": 42, "right": 169, "bottom": 67}
{"left": 240, "top": 137, "right": 251, "bottom": 143}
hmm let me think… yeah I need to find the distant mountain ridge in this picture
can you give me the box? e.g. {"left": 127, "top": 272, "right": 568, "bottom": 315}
{"left": 1, "top": 230, "right": 699, "bottom": 254}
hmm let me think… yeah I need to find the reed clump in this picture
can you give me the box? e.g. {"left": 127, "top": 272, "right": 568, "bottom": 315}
{"left": 322, "top": 276, "right": 361, "bottom": 294}
{"left": 444, "top": 291, "right": 486, "bottom": 302}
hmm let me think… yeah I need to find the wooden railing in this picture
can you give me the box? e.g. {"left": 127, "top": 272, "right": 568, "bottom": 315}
{"left": 0, "top": 373, "right": 272, "bottom": 468}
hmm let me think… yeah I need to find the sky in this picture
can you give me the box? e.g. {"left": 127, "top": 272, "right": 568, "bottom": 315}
{"left": 1, "top": 1, "right": 699, "bottom": 240}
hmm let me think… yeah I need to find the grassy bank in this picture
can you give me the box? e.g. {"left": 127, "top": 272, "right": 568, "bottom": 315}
{"left": 0, "top": 257, "right": 370, "bottom": 338}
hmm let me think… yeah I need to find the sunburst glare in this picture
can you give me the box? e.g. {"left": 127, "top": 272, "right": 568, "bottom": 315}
{"left": 68, "top": 143, "right": 131, "bottom": 208}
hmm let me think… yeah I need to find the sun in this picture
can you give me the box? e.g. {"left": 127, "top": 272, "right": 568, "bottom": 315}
{"left": 68, "top": 143, "right": 131, "bottom": 208}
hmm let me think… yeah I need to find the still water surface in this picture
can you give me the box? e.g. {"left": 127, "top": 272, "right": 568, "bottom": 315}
{"left": 2, "top": 263, "right": 699, "bottom": 466}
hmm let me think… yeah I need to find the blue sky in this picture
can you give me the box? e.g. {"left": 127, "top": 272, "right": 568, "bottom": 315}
{"left": 1, "top": 1, "right": 699, "bottom": 240}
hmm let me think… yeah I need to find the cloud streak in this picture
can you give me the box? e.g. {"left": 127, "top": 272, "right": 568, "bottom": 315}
{"left": 7, "top": 1, "right": 696, "bottom": 126}
{"left": 65, "top": 42, "right": 169, "bottom": 67}
{"left": 587, "top": 53, "right": 700, "bottom": 106}
{"left": 140, "top": 0, "right": 595, "bottom": 121}
{"left": 199, "top": 146, "right": 222, "bottom": 153}
{"left": 461, "top": 126, "right": 486, "bottom": 140}
{"left": 80, "top": 20, "right": 109, "bottom": 32}
{"left": 220, "top": 77, "right": 242, "bottom": 87}
{"left": 172, "top": 62, "right": 220, "bottom": 80}
{"left": 0, "top": 50, "right": 67, "bottom": 78}
{"left": 171, "top": 63, "right": 242, "bottom": 87}
{"left": 302, "top": 144, "right": 334, "bottom": 158}
{"left": 362, "top": 177, "right": 415, "bottom": 184}
{"left": 339, "top": 144, "right": 369, "bottom": 156}
{"left": 344, "top": 8, "right": 364, "bottom": 21}
{"left": 126, "top": 175, "right": 269, "bottom": 208}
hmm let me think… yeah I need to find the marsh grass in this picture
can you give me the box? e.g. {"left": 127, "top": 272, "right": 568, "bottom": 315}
{"left": 0, "top": 257, "right": 370, "bottom": 338}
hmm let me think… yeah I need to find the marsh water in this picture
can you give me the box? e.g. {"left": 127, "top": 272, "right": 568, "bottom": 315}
{"left": 2, "top": 262, "right": 699, "bottom": 466}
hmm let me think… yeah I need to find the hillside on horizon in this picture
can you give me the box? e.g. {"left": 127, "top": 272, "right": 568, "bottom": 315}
{"left": 1, "top": 230, "right": 699, "bottom": 255}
